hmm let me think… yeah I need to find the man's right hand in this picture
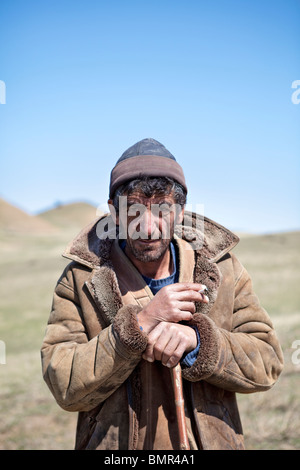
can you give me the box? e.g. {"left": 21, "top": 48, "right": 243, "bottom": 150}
{"left": 137, "top": 282, "right": 209, "bottom": 335}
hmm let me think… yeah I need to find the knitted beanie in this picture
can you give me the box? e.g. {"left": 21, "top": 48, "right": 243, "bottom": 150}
{"left": 109, "top": 138, "right": 187, "bottom": 198}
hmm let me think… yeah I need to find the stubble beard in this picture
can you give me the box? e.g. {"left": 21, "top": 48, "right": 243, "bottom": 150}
{"left": 126, "top": 237, "right": 171, "bottom": 263}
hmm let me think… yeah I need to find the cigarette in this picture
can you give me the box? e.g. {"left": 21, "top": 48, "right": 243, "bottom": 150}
{"left": 199, "top": 286, "right": 207, "bottom": 294}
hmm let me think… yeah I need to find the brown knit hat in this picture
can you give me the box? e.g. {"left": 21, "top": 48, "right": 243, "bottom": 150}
{"left": 109, "top": 138, "right": 187, "bottom": 198}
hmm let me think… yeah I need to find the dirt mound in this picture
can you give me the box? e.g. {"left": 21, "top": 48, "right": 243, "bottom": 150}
{"left": 38, "top": 201, "right": 102, "bottom": 231}
{"left": 0, "top": 198, "right": 58, "bottom": 234}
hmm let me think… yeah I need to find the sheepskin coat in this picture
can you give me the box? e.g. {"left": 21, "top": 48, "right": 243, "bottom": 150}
{"left": 41, "top": 212, "right": 283, "bottom": 450}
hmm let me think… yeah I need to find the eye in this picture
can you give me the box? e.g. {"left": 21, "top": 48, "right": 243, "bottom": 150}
{"left": 159, "top": 204, "right": 172, "bottom": 215}
{"left": 127, "top": 202, "right": 145, "bottom": 217}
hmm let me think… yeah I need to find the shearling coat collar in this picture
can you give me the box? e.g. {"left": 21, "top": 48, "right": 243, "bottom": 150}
{"left": 62, "top": 211, "right": 239, "bottom": 269}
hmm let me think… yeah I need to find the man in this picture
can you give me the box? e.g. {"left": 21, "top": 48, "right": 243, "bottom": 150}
{"left": 41, "top": 138, "right": 283, "bottom": 450}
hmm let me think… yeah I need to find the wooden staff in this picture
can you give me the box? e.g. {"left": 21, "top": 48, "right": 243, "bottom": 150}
{"left": 171, "top": 363, "right": 190, "bottom": 450}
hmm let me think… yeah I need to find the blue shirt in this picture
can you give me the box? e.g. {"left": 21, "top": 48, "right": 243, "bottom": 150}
{"left": 141, "top": 242, "right": 179, "bottom": 294}
{"left": 120, "top": 241, "right": 200, "bottom": 367}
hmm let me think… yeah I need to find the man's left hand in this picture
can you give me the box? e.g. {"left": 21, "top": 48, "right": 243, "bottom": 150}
{"left": 142, "top": 322, "right": 197, "bottom": 368}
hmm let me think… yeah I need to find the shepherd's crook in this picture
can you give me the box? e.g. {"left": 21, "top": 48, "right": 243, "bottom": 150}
{"left": 171, "top": 363, "right": 190, "bottom": 450}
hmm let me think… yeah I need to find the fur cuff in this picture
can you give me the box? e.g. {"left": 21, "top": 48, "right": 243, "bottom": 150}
{"left": 113, "top": 304, "right": 148, "bottom": 353}
{"left": 182, "top": 313, "right": 221, "bottom": 382}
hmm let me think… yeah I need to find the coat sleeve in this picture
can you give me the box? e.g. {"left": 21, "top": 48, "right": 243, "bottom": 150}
{"left": 41, "top": 266, "right": 147, "bottom": 412}
{"left": 181, "top": 254, "right": 284, "bottom": 392}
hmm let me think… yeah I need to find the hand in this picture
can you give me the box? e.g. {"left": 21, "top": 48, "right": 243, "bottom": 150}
{"left": 137, "top": 282, "right": 208, "bottom": 334}
{"left": 142, "top": 322, "right": 198, "bottom": 368}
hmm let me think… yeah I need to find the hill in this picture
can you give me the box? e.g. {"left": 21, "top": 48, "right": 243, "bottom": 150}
{"left": 0, "top": 198, "right": 58, "bottom": 234}
{"left": 38, "top": 201, "right": 102, "bottom": 233}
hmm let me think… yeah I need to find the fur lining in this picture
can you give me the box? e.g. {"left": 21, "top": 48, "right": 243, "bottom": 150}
{"left": 175, "top": 212, "right": 239, "bottom": 263}
{"left": 182, "top": 313, "right": 221, "bottom": 381}
{"left": 63, "top": 215, "right": 116, "bottom": 268}
{"left": 193, "top": 250, "right": 222, "bottom": 315}
{"left": 113, "top": 305, "right": 148, "bottom": 353}
{"left": 88, "top": 262, "right": 123, "bottom": 326}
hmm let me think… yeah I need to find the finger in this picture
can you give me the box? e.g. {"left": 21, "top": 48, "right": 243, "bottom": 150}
{"left": 160, "top": 336, "right": 182, "bottom": 366}
{"left": 162, "top": 324, "right": 197, "bottom": 367}
{"left": 177, "top": 301, "right": 196, "bottom": 314}
{"left": 170, "top": 282, "right": 207, "bottom": 292}
{"left": 146, "top": 323, "right": 179, "bottom": 363}
{"left": 152, "top": 326, "right": 183, "bottom": 364}
{"left": 200, "top": 293, "right": 209, "bottom": 303}
{"left": 142, "top": 322, "right": 166, "bottom": 362}
{"left": 142, "top": 339, "right": 156, "bottom": 363}
{"left": 173, "top": 309, "right": 194, "bottom": 322}
{"left": 175, "top": 288, "right": 209, "bottom": 303}
{"left": 153, "top": 333, "right": 174, "bottom": 363}
{"left": 164, "top": 342, "right": 187, "bottom": 368}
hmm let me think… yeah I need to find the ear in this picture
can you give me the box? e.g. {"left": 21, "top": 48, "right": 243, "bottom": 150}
{"left": 176, "top": 205, "right": 185, "bottom": 225}
{"left": 108, "top": 199, "right": 119, "bottom": 225}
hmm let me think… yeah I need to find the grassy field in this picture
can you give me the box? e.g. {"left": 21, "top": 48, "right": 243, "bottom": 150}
{"left": 234, "top": 232, "right": 300, "bottom": 450}
{"left": 0, "top": 230, "right": 77, "bottom": 449}
{"left": 0, "top": 224, "right": 299, "bottom": 450}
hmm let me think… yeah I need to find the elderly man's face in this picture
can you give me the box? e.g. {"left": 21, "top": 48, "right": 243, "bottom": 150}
{"left": 117, "top": 191, "right": 184, "bottom": 263}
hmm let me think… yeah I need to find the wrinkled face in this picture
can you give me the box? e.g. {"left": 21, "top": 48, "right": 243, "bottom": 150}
{"left": 117, "top": 191, "right": 184, "bottom": 263}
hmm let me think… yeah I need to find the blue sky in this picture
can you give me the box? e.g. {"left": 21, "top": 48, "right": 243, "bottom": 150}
{"left": 0, "top": 0, "right": 299, "bottom": 233}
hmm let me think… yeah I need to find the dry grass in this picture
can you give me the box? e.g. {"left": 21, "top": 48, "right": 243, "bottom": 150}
{"left": 237, "top": 312, "right": 300, "bottom": 450}
{"left": 234, "top": 231, "right": 300, "bottom": 450}
{"left": 0, "top": 225, "right": 299, "bottom": 450}
{"left": 0, "top": 230, "right": 77, "bottom": 450}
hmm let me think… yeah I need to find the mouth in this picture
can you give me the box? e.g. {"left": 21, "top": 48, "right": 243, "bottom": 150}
{"left": 135, "top": 238, "right": 160, "bottom": 245}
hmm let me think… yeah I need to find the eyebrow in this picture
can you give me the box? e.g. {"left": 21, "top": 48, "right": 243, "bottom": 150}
{"left": 127, "top": 198, "right": 174, "bottom": 205}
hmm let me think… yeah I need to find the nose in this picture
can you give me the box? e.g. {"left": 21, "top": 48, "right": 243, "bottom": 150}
{"left": 139, "top": 208, "right": 159, "bottom": 239}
